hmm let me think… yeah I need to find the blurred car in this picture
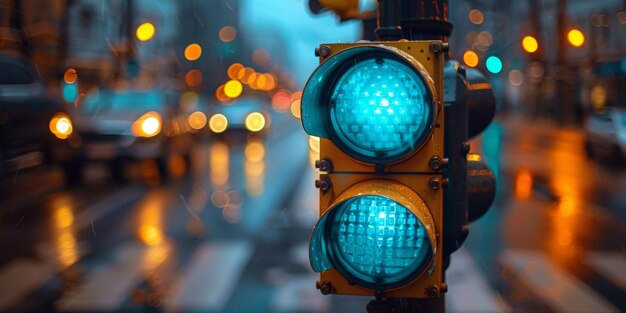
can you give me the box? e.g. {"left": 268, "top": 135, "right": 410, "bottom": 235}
{"left": 584, "top": 107, "right": 626, "bottom": 162}
{"left": 207, "top": 98, "right": 270, "bottom": 134}
{"left": 0, "top": 54, "right": 63, "bottom": 178}
{"left": 52, "top": 89, "right": 193, "bottom": 183}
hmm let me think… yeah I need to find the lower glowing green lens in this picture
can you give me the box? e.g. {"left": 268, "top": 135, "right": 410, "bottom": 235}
{"left": 329, "top": 195, "right": 432, "bottom": 287}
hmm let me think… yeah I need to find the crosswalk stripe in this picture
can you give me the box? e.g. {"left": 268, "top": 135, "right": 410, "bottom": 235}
{"left": 0, "top": 260, "right": 56, "bottom": 311}
{"left": 499, "top": 250, "right": 619, "bottom": 313}
{"left": 446, "top": 250, "right": 511, "bottom": 313}
{"left": 164, "top": 241, "right": 252, "bottom": 311}
{"left": 586, "top": 252, "right": 626, "bottom": 290}
{"left": 56, "top": 244, "right": 167, "bottom": 312}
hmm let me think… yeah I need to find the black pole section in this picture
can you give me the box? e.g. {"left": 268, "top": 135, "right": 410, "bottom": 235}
{"left": 375, "top": 0, "right": 403, "bottom": 41}
{"left": 399, "top": 0, "right": 452, "bottom": 41}
{"left": 362, "top": 16, "right": 378, "bottom": 41}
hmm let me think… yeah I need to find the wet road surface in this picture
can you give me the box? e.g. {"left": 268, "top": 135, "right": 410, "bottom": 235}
{"left": 0, "top": 116, "right": 624, "bottom": 313}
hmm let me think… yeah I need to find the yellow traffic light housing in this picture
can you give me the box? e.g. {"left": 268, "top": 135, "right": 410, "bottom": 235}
{"left": 302, "top": 41, "right": 446, "bottom": 299}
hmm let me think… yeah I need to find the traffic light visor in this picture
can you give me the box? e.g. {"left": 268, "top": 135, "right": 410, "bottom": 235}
{"left": 310, "top": 180, "right": 437, "bottom": 289}
{"left": 302, "top": 45, "right": 437, "bottom": 163}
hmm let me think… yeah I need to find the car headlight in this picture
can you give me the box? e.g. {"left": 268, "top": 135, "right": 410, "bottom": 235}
{"left": 49, "top": 112, "right": 73, "bottom": 139}
{"left": 132, "top": 111, "right": 161, "bottom": 138}
{"left": 245, "top": 112, "right": 266, "bottom": 132}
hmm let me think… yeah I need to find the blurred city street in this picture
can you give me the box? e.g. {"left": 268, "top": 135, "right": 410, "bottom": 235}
{"left": 0, "top": 114, "right": 625, "bottom": 312}
{"left": 0, "top": 0, "right": 625, "bottom": 312}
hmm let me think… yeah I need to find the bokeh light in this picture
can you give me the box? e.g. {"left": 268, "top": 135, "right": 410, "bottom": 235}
{"left": 224, "top": 80, "right": 243, "bottom": 98}
{"left": 567, "top": 29, "right": 585, "bottom": 47}
{"left": 486, "top": 56, "right": 503, "bottom": 74}
{"left": 271, "top": 90, "right": 291, "bottom": 112}
{"left": 63, "top": 83, "right": 79, "bottom": 102}
{"left": 245, "top": 112, "right": 266, "bottom": 132}
{"left": 238, "top": 67, "right": 256, "bottom": 83}
{"left": 63, "top": 68, "right": 77, "bottom": 84}
{"left": 290, "top": 100, "right": 301, "bottom": 119}
{"left": 463, "top": 50, "right": 479, "bottom": 68}
{"left": 260, "top": 73, "right": 276, "bottom": 91}
{"left": 184, "top": 43, "right": 203, "bottom": 61}
{"left": 49, "top": 112, "right": 73, "bottom": 139}
{"left": 476, "top": 31, "right": 493, "bottom": 49}
{"left": 508, "top": 70, "right": 524, "bottom": 86}
{"left": 522, "top": 36, "right": 539, "bottom": 53}
{"left": 227, "top": 63, "right": 244, "bottom": 80}
{"left": 219, "top": 26, "right": 237, "bottom": 42}
{"left": 468, "top": 9, "right": 484, "bottom": 25}
{"left": 515, "top": 170, "right": 533, "bottom": 200}
{"left": 209, "top": 114, "right": 228, "bottom": 133}
{"left": 136, "top": 22, "right": 155, "bottom": 42}
{"left": 185, "top": 69, "right": 203, "bottom": 87}
{"left": 187, "top": 111, "right": 207, "bottom": 130}
{"left": 215, "top": 85, "right": 230, "bottom": 103}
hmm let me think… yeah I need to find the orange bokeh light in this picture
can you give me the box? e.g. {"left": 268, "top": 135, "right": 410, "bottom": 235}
{"left": 227, "top": 63, "right": 244, "bottom": 80}
{"left": 463, "top": 50, "right": 479, "bottom": 68}
{"left": 63, "top": 68, "right": 77, "bottom": 84}
{"left": 185, "top": 69, "right": 203, "bottom": 87}
{"left": 219, "top": 26, "right": 237, "bottom": 43}
{"left": 184, "top": 43, "right": 202, "bottom": 61}
{"left": 215, "top": 85, "right": 230, "bottom": 103}
{"left": 515, "top": 170, "right": 533, "bottom": 200}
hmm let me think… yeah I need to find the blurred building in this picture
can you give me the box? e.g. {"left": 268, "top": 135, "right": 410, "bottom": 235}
{"left": 66, "top": 0, "right": 180, "bottom": 90}
{"left": 449, "top": 0, "right": 626, "bottom": 123}
{"left": 0, "top": 0, "right": 68, "bottom": 91}
{"left": 0, "top": 0, "right": 181, "bottom": 95}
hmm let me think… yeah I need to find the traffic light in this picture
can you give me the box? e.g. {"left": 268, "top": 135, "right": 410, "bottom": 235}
{"left": 302, "top": 41, "right": 447, "bottom": 298}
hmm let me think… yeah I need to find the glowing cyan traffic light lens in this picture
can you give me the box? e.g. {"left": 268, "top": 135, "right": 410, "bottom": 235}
{"left": 330, "top": 58, "right": 432, "bottom": 163}
{"left": 329, "top": 195, "right": 431, "bottom": 287}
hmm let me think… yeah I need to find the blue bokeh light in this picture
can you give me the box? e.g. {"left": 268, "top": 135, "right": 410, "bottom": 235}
{"left": 330, "top": 195, "right": 430, "bottom": 286}
{"left": 486, "top": 56, "right": 503, "bottom": 74}
{"left": 62, "top": 83, "right": 78, "bottom": 103}
{"left": 330, "top": 58, "right": 431, "bottom": 162}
